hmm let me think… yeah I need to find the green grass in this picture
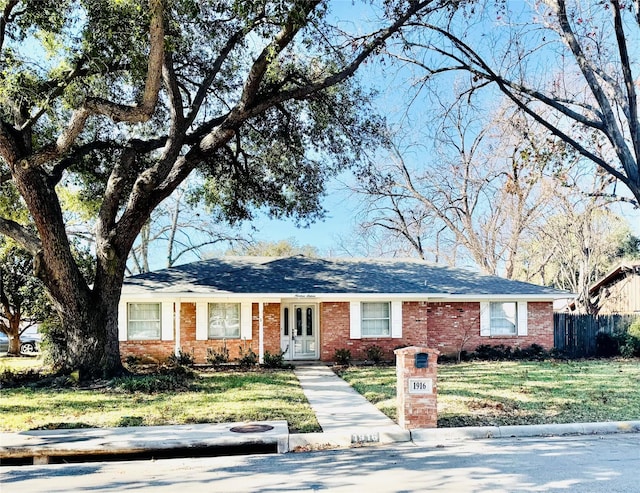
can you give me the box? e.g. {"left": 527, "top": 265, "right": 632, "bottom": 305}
{"left": 0, "top": 369, "right": 320, "bottom": 433}
{"left": 0, "top": 355, "right": 47, "bottom": 372}
{"left": 337, "top": 359, "right": 640, "bottom": 427}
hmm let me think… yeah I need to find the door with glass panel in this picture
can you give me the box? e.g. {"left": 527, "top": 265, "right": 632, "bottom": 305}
{"left": 281, "top": 304, "right": 318, "bottom": 360}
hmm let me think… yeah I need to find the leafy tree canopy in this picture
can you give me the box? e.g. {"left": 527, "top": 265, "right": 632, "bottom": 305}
{"left": 0, "top": 0, "right": 444, "bottom": 376}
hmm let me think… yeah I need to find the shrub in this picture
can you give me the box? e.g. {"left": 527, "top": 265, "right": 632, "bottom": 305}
{"left": 474, "top": 344, "right": 512, "bottom": 361}
{"left": 334, "top": 348, "right": 351, "bottom": 365}
{"left": 0, "top": 368, "right": 46, "bottom": 388}
{"left": 473, "top": 344, "right": 551, "bottom": 361}
{"left": 364, "top": 344, "right": 385, "bottom": 364}
{"left": 616, "top": 320, "right": 640, "bottom": 358}
{"left": 628, "top": 319, "right": 640, "bottom": 340}
{"left": 263, "top": 351, "right": 287, "bottom": 368}
{"left": 596, "top": 332, "right": 619, "bottom": 357}
{"left": 263, "top": 350, "right": 287, "bottom": 369}
{"left": 167, "top": 349, "right": 194, "bottom": 367}
{"left": 512, "top": 343, "right": 548, "bottom": 361}
{"left": 206, "top": 343, "right": 230, "bottom": 365}
{"left": 112, "top": 366, "right": 195, "bottom": 393}
{"left": 124, "top": 355, "right": 143, "bottom": 366}
{"left": 620, "top": 342, "right": 637, "bottom": 359}
{"left": 237, "top": 344, "right": 258, "bottom": 368}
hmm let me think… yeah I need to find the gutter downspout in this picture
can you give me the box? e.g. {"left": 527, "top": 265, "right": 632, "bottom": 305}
{"left": 259, "top": 302, "right": 264, "bottom": 364}
{"left": 175, "top": 301, "right": 181, "bottom": 356}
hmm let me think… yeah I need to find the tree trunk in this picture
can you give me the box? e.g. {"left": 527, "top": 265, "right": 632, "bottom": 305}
{"left": 9, "top": 163, "right": 129, "bottom": 378}
{"left": 5, "top": 314, "right": 22, "bottom": 356}
{"left": 49, "top": 281, "right": 125, "bottom": 379}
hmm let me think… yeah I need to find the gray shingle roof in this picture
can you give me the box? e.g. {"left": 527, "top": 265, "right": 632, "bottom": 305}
{"left": 122, "top": 256, "right": 569, "bottom": 298}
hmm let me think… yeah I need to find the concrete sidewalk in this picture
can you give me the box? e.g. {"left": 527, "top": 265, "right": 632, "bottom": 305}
{"left": 0, "top": 421, "right": 290, "bottom": 465}
{"left": 291, "top": 364, "right": 410, "bottom": 450}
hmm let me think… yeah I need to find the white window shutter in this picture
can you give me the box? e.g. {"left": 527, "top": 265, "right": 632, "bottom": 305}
{"left": 161, "top": 302, "right": 174, "bottom": 341}
{"left": 241, "top": 302, "right": 253, "bottom": 340}
{"left": 350, "top": 301, "right": 361, "bottom": 339}
{"left": 196, "top": 302, "right": 208, "bottom": 340}
{"left": 118, "top": 302, "right": 128, "bottom": 341}
{"left": 517, "top": 301, "right": 528, "bottom": 336}
{"left": 480, "top": 302, "right": 491, "bottom": 336}
{"left": 391, "top": 301, "right": 403, "bottom": 338}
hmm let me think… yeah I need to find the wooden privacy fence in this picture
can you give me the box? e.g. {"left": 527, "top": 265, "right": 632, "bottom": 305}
{"left": 554, "top": 313, "right": 639, "bottom": 357}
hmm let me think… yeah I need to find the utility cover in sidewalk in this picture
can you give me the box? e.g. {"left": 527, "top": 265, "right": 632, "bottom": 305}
{"left": 230, "top": 424, "right": 274, "bottom": 433}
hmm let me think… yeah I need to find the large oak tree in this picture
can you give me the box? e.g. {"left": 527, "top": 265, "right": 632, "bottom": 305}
{"left": 0, "top": 0, "right": 445, "bottom": 377}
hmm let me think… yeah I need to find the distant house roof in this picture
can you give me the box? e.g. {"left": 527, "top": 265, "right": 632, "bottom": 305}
{"left": 122, "top": 256, "right": 569, "bottom": 299}
{"left": 589, "top": 262, "right": 640, "bottom": 295}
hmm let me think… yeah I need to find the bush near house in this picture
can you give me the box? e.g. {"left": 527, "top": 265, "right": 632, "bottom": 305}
{"left": 334, "top": 348, "right": 352, "bottom": 365}
{"left": 263, "top": 350, "right": 289, "bottom": 369}
{"left": 364, "top": 344, "right": 386, "bottom": 364}
{"left": 167, "top": 349, "right": 195, "bottom": 367}
{"left": 470, "top": 343, "right": 549, "bottom": 361}
{"left": 594, "top": 320, "right": 640, "bottom": 359}
{"left": 620, "top": 320, "right": 640, "bottom": 357}
{"left": 206, "top": 344, "right": 230, "bottom": 365}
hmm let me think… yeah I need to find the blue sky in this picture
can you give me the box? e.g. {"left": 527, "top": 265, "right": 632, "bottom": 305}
{"left": 243, "top": 0, "right": 640, "bottom": 256}
{"left": 244, "top": 177, "right": 360, "bottom": 255}
{"left": 142, "top": 0, "right": 640, "bottom": 267}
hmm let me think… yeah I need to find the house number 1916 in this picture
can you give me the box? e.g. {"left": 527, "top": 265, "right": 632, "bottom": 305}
{"left": 408, "top": 378, "right": 433, "bottom": 395}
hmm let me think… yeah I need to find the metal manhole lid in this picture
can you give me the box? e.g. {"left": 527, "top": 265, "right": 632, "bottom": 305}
{"left": 229, "top": 424, "right": 274, "bottom": 433}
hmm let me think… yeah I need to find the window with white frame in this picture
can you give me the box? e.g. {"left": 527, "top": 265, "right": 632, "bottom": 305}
{"left": 361, "top": 302, "right": 391, "bottom": 337}
{"left": 208, "top": 303, "right": 241, "bottom": 339}
{"left": 127, "top": 303, "right": 161, "bottom": 340}
{"left": 489, "top": 302, "right": 517, "bottom": 335}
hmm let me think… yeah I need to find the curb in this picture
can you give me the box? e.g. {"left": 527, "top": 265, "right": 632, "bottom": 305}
{"left": 289, "top": 425, "right": 411, "bottom": 452}
{"left": 289, "top": 420, "right": 640, "bottom": 452}
{"left": 0, "top": 421, "right": 290, "bottom": 464}
{"left": 410, "top": 420, "right": 640, "bottom": 443}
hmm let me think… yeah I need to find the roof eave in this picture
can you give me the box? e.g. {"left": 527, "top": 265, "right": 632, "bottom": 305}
{"left": 120, "top": 291, "right": 571, "bottom": 301}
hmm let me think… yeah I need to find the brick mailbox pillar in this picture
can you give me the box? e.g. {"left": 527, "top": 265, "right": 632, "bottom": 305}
{"left": 394, "top": 346, "right": 440, "bottom": 430}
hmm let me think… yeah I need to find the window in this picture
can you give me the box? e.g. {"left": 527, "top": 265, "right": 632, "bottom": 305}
{"left": 490, "top": 302, "right": 517, "bottom": 335}
{"left": 208, "top": 303, "right": 241, "bottom": 339}
{"left": 127, "top": 303, "right": 161, "bottom": 340}
{"left": 361, "top": 302, "right": 390, "bottom": 337}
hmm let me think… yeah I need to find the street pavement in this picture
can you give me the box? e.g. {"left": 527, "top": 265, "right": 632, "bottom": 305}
{"left": 3, "top": 433, "right": 639, "bottom": 492}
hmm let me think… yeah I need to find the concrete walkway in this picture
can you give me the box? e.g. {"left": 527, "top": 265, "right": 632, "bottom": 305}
{"left": 294, "top": 365, "right": 398, "bottom": 431}
{"left": 291, "top": 365, "right": 410, "bottom": 450}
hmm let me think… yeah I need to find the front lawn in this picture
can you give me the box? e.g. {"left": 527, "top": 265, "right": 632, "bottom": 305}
{"left": 336, "top": 359, "right": 640, "bottom": 427}
{"left": 0, "top": 368, "right": 320, "bottom": 433}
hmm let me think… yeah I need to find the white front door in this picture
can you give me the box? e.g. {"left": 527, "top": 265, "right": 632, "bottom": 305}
{"left": 281, "top": 304, "right": 318, "bottom": 360}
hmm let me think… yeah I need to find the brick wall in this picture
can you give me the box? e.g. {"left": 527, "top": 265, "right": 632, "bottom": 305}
{"left": 262, "top": 302, "right": 281, "bottom": 355}
{"left": 119, "top": 340, "right": 175, "bottom": 363}
{"left": 425, "top": 302, "right": 480, "bottom": 356}
{"left": 120, "top": 299, "right": 555, "bottom": 363}
{"left": 426, "top": 301, "right": 554, "bottom": 356}
{"left": 119, "top": 301, "right": 282, "bottom": 364}
{"left": 320, "top": 302, "right": 409, "bottom": 362}
{"left": 318, "top": 300, "right": 554, "bottom": 362}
